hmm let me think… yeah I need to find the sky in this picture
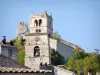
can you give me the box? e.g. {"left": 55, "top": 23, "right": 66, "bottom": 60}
{"left": 0, "top": 0, "right": 100, "bottom": 52}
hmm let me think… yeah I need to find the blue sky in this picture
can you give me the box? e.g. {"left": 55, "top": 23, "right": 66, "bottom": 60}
{"left": 0, "top": 0, "right": 100, "bottom": 52}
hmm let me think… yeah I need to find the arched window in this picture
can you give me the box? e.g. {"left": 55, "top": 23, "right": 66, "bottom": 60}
{"left": 40, "top": 62, "right": 43, "bottom": 66}
{"left": 39, "top": 29, "right": 41, "bottom": 32}
{"left": 34, "top": 46, "right": 40, "bottom": 57}
{"left": 36, "top": 29, "right": 38, "bottom": 32}
{"left": 34, "top": 20, "right": 38, "bottom": 27}
{"left": 39, "top": 19, "right": 42, "bottom": 26}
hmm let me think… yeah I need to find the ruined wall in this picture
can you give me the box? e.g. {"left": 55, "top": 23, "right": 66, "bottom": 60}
{"left": 17, "top": 22, "right": 29, "bottom": 38}
{"left": 0, "top": 45, "right": 17, "bottom": 61}
{"left": 0, "top": 54, "right": 26, "bottom": 68}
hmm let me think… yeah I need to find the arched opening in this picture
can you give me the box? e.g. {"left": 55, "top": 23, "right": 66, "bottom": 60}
{"left": 39, "top": 19, "right": 42, "bottom": 26}
{"left": 34, "top": 20, "right": 38, "bottom": 27}
{"left": 39, "top": 29, "right": 41, "bottom": 32}
{"left": 34, "top": 46, "right": 40, "bottom": 57}
{"left": 36, "top": 29, "right": 38, "bottom": 33}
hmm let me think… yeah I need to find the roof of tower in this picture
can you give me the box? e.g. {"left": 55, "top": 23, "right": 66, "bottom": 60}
{"left": 30, "top": 10, "right": 52, "bottom": 19}
{"left": 42, "top": 10, "right": 47, "bottom": 15}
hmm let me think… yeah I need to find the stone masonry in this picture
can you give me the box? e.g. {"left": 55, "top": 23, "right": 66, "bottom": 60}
{"left": 24, "top": 11, "right": 53, "bottom": 70}
{"left": 0, "top": 44, "right": 17, "bottom": 61}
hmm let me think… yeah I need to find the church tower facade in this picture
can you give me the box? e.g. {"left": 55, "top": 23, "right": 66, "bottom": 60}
{"left": 25, "top": 11, "right": 53, "bottom": 70}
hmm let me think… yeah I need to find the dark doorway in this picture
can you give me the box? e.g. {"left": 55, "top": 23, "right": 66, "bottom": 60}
{"left": 34, "top": 46, "right": 40, "bottom": 57}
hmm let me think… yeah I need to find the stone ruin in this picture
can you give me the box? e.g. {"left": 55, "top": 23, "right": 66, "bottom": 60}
{"left": 17, "top": 22, "right": 29, "bottom": 39}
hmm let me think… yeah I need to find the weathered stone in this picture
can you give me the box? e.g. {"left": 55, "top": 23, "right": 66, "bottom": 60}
{"left": 25, "top": 11, "right": 53, "bottom": 70}
{"left": 0, "top": 44, "right": 17, "bottom": 61}
{"left": 0, "top": 54, "right": 26, "bottom": 68}
{"left": 17, "top": 22, "right": 29, "bottom": 37}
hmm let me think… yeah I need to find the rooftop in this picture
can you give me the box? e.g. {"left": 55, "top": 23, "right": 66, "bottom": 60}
{"left": 0, "top": 67, "right": 53, "bottom": 73}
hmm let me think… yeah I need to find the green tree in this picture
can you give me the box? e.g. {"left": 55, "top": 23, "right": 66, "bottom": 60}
{"left": 65, "top": 56, "right": 75, "bottom": 69}
{"left": 65, "top": 49, "right": 100, "bottom": 75}
{"left": 50, "top": 49, "right": 65, "bottom": 66}
{"left": 17, "top": 50, "right": 25, "bottom": 65}
{"left": 74, "top": 50, "right": 88, "bottom": 60}
{"left": 52, "top": 31, "right": 61, "bottom": 40}
{"left": 12, "top": 37, "right": 25, "bottom": 65}
{"left": 84, "top": 54, "right": 100, "bottom": 74}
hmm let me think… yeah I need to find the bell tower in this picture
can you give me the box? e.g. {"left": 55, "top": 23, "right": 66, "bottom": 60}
{"left": 25, "top": 11, "right": 53, "bottom": 70}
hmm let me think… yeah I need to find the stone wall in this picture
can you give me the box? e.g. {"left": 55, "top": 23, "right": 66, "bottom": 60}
{"left": 0, "top": 44, "right": 17, "bottom": 61}
{"left": 17, "top": 21, "right": 29, "bottom": 37}
{"left": 25, "top": 34, "right": 50, "bottom": 70}
{"left": 54, "top": 66, "right": 75, "bottom": 75}
{"left": 50, "top": 38, "right": 74, "bottom": 60}
{"left": 0, "top": 54, "right": 26, "bottom": 68}
{"left": 56, "top": 42, "right": 74, "bottom": 60}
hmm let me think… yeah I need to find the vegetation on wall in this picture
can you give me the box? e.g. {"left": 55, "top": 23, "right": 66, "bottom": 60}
{"left": 52, "top": 31, "right": 61, "bottom": 40}
{"left": 12, "top": 37, "right": 65, "bottom": 65}
{"left": 12, "top": 37, "right": 25, "bottom": 65}
{"left": 17, "top": 50, "right": 25, "bottom": 65}
{"left": 11, "top": 33, "right": 100, "bottom": 75}
{"left": 50, "top": 49, "right": 65, "bottom": 66}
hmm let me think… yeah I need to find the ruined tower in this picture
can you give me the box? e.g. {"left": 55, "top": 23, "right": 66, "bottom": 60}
{"left": 25, "top": 11, "right": 53, "bottom": 70}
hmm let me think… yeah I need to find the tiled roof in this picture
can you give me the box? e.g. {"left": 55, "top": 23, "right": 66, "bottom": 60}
{"left": 0, "top": 67, "right": 53, "bottom": 73}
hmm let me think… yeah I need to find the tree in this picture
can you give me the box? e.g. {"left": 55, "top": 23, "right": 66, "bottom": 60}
{"left": 12, "top": 37, "right": 25, "bottom": 64}
{"left": 94, "top": 49, "right": 100, "bottom": 54}
{"left": 52, "top": 31, "right": 61, "bottom": 40}
{"left": 17, "top": 50, "right": 25, "bottom": 65}
{"left": 74, "top": 50, "right": 88, "bottom": 60}
{"left": 65, "top": 49, "right": 100, "bottom": 75}
{"left": 65, "top": 56, "right": 75, "bottom": 69}
{"left": 50, "top": 49, "right": 65, "bottom": 66}
{"left": 84, "top": 54, "right": 100, "bottom": 72}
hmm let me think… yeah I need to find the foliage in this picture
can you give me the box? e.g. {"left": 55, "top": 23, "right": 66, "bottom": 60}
{"left": 15, "top": 37, "right": 24, "bottom": 47}
{"left": 74, "top": 50, "right": 88, "bottom": 60}
{"left": 12, "top": 37, "right": 65, "bottom": 65}
{"left": 12, "top": 37, "right": 25, "bottom": 65}
{"left": 64, "top": 49, "right": 100, "bottom": 75}
{"left": 17, "top": 50, "right": 25, "bottom": 65}
{"left": 65, "top": 56, "right": 75, "bottom": 69}
{"left": 52, "top": 31, "right": 61, "bottom": 40}
{"left": 50, "top": 49, "right": 65, "bottom": 66}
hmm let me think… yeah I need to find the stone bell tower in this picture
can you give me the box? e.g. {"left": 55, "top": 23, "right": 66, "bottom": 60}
{"left": 25, "top": 11, "right": 53, "bottom": 70}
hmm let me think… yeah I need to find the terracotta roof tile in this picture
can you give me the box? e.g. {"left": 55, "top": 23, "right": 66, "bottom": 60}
{"left": 0, "top": 67, "right": 53, "bottom": 73}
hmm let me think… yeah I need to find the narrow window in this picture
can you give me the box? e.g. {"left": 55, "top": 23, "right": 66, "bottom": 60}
{"left": 39, "top": 19, "right": 42, "bottom": 26}
{"left": 39, "top": 29, "right": 41, "bottom": 32}
{"left": 36, "top": 29, "right": 38, "bottom": 32}
{"left": 34, "top": 20, "right": 38, "bottom": 27}
{"left": 40, "top": 62, "right": 43, "bottom": 66}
